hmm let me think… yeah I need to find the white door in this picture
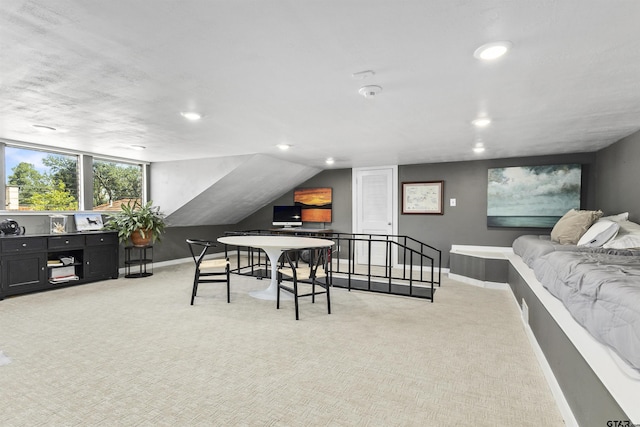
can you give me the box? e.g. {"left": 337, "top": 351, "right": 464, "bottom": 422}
{"left": 353, "top": 166, "right": 397, "bottom": 266}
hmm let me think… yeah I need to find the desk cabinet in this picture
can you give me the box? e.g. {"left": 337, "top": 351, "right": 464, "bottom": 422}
{"left": 2, "top": 251, "right": 48, "bottom": 295}
{"left": 0, "top": 231, "right": 119, "bottom": 300}
{"left": 85, "top": 233, "right": 119, "bottom": 280}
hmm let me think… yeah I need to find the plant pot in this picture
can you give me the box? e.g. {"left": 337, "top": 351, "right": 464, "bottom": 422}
{"left": 130, "top": 228, "right": 152, "bottom": 247}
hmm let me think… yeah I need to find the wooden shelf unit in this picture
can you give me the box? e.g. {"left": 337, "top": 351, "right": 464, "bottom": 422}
{"left": 0, "top": 231, "right": 119, "bottom": 300}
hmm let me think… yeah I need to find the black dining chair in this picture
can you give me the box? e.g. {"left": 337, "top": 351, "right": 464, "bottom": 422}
{"left": 186, "top": 239, "right": 230, "bottom": 305}
{"left": 277, "top": 247, "right": 331, "bottom": 320}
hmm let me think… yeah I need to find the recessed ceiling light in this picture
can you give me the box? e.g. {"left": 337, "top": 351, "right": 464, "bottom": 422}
{"left": 473, "top": 142, "right": 485, "bottom": 153}
{"left": 358, "top": 85, "right": 382, "bottom": 98}
{"left": 277, "top": 143, "right": 291, "bottom": 151}
{"left": 473, "top": 41, "right": 512, "bottom": 60}
{"left": 325, "top": 157, "right": 335, "bottom": 165}
{"left": 180, "top": 111, "right": 202, "bottom": 121}
{"left": 32, "top": 124, "right": 57, "bottom": 132}
{"left": 472, "top": 117, "right": 491, "bottom": 127}
{"left": 130, "top": 145, "right": 146, "bottom": 151}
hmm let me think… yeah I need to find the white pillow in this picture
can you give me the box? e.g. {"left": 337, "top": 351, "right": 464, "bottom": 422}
{"left": 603, "top": 220, "right": 640, "bottom": 249}
{"left": 577, "top": 220, "right": 619, "bottom": 247}
{"left": 600, "top": 212, "right": 629, "bottom": 223}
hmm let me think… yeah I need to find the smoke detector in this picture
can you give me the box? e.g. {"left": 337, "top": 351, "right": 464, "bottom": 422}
{"left": 359, "top": 85, "right": 382, "bottom": 98}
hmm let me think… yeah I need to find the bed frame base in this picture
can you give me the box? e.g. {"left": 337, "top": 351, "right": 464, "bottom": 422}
{"left": 508, "top": 264, "right": 632, "bottom": 426}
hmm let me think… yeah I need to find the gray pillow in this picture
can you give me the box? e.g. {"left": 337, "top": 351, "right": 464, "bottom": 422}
{"left": 550, "top": 209, "right": 603, "bottom": 245}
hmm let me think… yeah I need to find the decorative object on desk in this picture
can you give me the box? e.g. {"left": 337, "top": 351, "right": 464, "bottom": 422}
{"left": 487, "top": 164, "right": 582, "bottom": 228}
{"left": 50, "top": 215, "right": 67, "bottom": 234}
{"left": 74, "top": 213, "right": 104, "bottom": 231}
{"left": 294, "top": 187, "right": 332, "bottom": 223}
{"left": 402, "top": 181, "right": 444, "bottom": 214}
{"left": 59, "top": 256, "right": 75, "bottom": 266}
{"left": 0, "top": 219, "right": 25, "bottom": 235}
{"left": 105, "top": 200, "right": 166, "bottom": 246}
{"left": 50, "top": 265, "right": 76, "bottom": 280}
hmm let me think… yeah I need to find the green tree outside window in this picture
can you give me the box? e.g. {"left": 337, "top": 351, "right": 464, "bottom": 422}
{"left": 5, "top": 146, "right": 143, "bottom": 211}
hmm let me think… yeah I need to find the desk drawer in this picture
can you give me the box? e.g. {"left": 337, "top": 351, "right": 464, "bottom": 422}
{"left": 1, "top": 237, "right": 47, "bottom": 253}
{"left": 86, "top": 233, "right": 117, "bottom": 246}
{"left": 48, "top": 235, "right": 84, "bottom": 249}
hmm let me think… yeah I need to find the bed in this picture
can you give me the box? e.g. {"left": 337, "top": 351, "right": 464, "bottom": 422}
{"left": 510, "top": 210, "right": 640, "bottom": 424}
{"left": 513, "top": 239, "right": 640, "bottom": 371}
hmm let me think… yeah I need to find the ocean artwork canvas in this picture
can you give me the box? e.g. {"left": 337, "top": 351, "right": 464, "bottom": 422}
{"left": 487, "top": 164, "right": 582, "bottom": 228}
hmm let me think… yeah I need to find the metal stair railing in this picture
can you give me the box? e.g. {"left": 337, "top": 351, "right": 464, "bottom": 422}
{"left": 330, "top": 233, "right": 439, "bottom": 301}
{"left": 222, "top": 230, "right": 441, "bottom": 301}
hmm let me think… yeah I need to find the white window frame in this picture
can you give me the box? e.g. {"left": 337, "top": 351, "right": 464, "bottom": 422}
{"left": 1, "top": 140, "right": 149, "bottom": 213}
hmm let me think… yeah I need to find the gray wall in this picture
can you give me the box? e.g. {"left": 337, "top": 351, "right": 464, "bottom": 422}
{"left": 399, "top": 152, "right": 598, "bottom": 265}
{"left": 234, "top": 168, "right": 353, "bottom": 233}
{"left": 143, "top": 168, "right": 353, "bottom": 265}
{"left": 230, "top": 152, "right": 598, "bottom": 267}
{"left": 595, "top": 130, "right": 640, "bottom": 222}
{"left": 155, "top": 132, "right": 636, "bottom": 266}
{"left": 0, "top": 213, "right": 233, "bottom": 265}
{"left": 5, "top": 130, "right": 639, "bottom": 267}
{"left": 150, "top": 224, "right": 231, "bottom": 263}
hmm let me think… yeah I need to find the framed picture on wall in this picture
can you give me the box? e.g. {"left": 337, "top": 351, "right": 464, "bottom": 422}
{"left": 294, "top": 187, "right": 332, "bottom": 222}
{"left": 487, "top": 164, "right": 582, "bottom": 228}
{"left": 402, "top": 181, "right": 444, "bottom": 214}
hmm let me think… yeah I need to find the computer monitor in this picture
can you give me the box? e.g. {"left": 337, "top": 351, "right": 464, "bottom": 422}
{"left": 272, "top": 205, "right": 303, "bottom": 227}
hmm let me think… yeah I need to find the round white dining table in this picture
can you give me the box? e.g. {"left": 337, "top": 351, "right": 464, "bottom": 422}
{"left": 217, "top": 235, "right": 335, "bottom": 300}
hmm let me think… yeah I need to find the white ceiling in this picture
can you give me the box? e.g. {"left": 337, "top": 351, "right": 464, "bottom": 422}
{"left": 2, "top": 1, "right": 640, "bottom": 169}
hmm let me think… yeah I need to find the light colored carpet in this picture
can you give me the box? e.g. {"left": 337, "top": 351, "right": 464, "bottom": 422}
{"left": 0, "top": 263, "right": 564, "bottom": 426}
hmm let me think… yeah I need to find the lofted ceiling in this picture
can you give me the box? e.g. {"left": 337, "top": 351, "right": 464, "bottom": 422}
{"left": 1, "top": 1, "right": 640, "bottom": 170}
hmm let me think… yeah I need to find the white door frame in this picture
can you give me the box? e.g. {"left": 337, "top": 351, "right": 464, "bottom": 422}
{"left": 352, "top": 165, "right": 399, "bottom": 267}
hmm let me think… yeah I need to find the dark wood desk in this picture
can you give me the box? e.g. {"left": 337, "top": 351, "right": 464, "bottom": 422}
{"left": 0, "top": 231, "right": 119, "bottom": 299}
{"left": 269, "top": 228, "right": 333, "bottom": 237}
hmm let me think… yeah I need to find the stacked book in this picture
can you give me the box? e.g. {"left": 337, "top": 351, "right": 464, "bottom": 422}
{"left": 48, "top": 260, "right": 79, "bottom": 282}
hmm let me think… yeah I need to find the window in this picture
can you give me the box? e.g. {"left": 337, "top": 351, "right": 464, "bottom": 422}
{"left": 92, "top": 159, "right": 143, "bottom": 211}
{"left": 2, "top": 143, "right": 147, "bottom": 212}
{"left": 5, "top": 146, "right": 79, "bottom": 211}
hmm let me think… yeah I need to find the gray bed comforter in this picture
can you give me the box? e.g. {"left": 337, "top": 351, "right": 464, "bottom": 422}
{"left": 512, "top": 235, "right": 577, "bottom": 267}
{"left": 531, "top": 250, "right": 640, "bottom": 371}
{"left": 512, "top": 234, "right": 638, "bottom": 268}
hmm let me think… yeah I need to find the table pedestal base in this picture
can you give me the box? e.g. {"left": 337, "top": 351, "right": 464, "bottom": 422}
{"left": 248, "top": 246, "right": 293, "bottom": 301}
{"left": 249, "top": 283, "right": 293, "bottom": 300}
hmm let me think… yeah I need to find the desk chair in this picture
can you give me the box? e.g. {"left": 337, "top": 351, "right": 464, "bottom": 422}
{"left": 186, "top": 239, "right": 230, "bottom": 305}
{"left": 277, "top": 247, "right": 331, "bottom": 320}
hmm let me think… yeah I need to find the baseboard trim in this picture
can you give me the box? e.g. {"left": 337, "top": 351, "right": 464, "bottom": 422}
{"left": 447, "top": 272, "right": 508, "bottom": 290}
{"left": 119, "top": 252, "right": 225, "bottom": 275}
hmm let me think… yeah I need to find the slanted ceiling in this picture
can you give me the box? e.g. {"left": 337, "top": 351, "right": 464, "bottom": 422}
{"left": 2, "top": 1, "right": 640, "bottom": 169}
{"left": 151, "top": 154, "right": 320, "bottom": 227}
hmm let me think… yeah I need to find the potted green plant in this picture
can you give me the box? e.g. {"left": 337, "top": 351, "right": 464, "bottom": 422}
{"left": 105, "top": 200, "right": 166, "bottom": 246}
